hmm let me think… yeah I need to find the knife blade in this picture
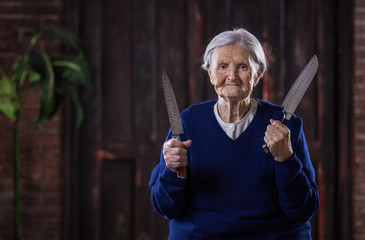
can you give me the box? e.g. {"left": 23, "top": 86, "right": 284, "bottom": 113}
{"left": 162, "top": 70, "right": 186, "bottom": 178}
{"left": 263, "top": 55, "right": 319, "bottom": 153}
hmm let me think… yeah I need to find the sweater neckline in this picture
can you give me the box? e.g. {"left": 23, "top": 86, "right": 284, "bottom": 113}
{"left": 208, "top": 98, "right": 264, "bottom": 144}
{"left": 213, "top": 98, "right": 258, "bottom": 140}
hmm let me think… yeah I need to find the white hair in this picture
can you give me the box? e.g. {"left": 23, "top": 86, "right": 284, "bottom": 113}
{"left": 202, "top": 28, "right": 267, "bottom": 80}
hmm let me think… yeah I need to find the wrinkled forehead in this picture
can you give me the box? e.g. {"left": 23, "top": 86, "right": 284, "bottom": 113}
{"left": 211, "top": 44, "right": 251, "bottom": 65}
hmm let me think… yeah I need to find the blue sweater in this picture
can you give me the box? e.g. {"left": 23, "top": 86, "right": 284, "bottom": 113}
{"left": 149, "top": 99, "right": 319, "bottom": 240}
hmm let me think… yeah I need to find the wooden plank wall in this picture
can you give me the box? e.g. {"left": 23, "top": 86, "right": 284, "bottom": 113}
{"left": 64, "top": 0, "right": 352, "bottom": 239}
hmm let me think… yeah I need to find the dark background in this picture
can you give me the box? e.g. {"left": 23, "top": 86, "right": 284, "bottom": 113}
{"left": 65, "top": 0, "right": 353, "bottom": 240}
{"left": 0, "top": 0, "right": 354, "bottom": 239}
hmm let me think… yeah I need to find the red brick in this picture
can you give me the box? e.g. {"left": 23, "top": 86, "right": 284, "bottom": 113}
{"left": 355, "top": 50, "right": 365, "bottom": 59}
{"left": 353, "top": 2, "right": 365, "bottom": 239}
{"left": 356, "top": 122, "right": 365, "bottom": 132}
{"left": 0, "top": 191, "right": 13, "bottom": 204}
{"left": 25, "top": 175, "right": 61, "bottom": 186}
{"left": 0, "top": 5, "right": 22, "bottom": 14}
{"left": 44, "top": 166, "right": 62, "bottom": 178}
{"left": 22, "top": 4, "right": 64, "bottom": 16}
{"left": 23, "top": 0, "right": 63, "bottom": 3}
{"left": 356, "top": 0, "right": 365, "bottom": 8}
{"left": 23, "top": 204, "right": 61, "bottom": 217}
{"left": 355, "top": 60, "right": 365, "bottom": 71}
{"left": 356, "top": 9, "right": 365, "bottom": 19}
{"left": 355, "top": 85, "right": 365, "bottom": 97}
{"left": 20, "top": 167, "right": 43, "bottom": 180}
{"left": 43, "top": 192, "right": 62, "bottom": 204}
{"left": 20, "top": 192, "right": 44, "bottom": 205}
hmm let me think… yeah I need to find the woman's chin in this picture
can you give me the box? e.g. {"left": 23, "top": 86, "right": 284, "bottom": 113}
{"left": 219, "top": 90, "right": 249, "bottom": 100}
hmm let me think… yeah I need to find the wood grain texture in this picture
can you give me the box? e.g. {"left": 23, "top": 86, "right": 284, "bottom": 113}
{"left": 64, "top": 0, "right": 351, "bottom": 239}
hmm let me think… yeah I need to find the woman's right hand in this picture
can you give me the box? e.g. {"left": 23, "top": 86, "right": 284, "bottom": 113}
{"left": 163, "top": 139, "right": 192, "bottom": 173}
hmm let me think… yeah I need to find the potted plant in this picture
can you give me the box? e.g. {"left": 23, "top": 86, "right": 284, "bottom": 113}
{"left": 0, "top": 27, "right": 90, "bottom": 240}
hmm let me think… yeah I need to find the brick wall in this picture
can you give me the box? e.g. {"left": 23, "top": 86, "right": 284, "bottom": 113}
{"left": 0, "top": 1, "right": 65, "bottom": 240}
{"left": 354, "top": 0, "right": 365, "bottom": 239}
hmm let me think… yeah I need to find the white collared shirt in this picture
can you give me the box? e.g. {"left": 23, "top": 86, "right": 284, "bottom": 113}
{"left": 213, "top": 98, "right": 258, "bottom": 140}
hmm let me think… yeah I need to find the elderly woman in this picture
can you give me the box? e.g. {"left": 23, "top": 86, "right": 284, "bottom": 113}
{"left": 149, "top": 28, "right": 319, "bottom": 239}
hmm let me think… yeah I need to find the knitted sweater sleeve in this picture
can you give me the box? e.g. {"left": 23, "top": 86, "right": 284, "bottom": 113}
{"left": 149, "top": 131, "right": 187, "bottom": 220}
{"left": 274, "top": 117, "right": 320, "bottom": 224}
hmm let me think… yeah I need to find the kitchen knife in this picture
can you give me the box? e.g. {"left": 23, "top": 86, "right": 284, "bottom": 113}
{"left": 162, "top": 70, "right": 186, "bottom": 178}
{"left": 263, "top": 55, "right": 319, "bottom": 153}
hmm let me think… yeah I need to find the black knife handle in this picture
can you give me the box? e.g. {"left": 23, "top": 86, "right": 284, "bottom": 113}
{"left": 262, "top": 116, "right": 289, "bottom": 154}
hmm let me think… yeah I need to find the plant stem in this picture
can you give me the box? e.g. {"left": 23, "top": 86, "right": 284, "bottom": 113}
{"left": 13, "top": 122, "right": 20, "bottom": 240}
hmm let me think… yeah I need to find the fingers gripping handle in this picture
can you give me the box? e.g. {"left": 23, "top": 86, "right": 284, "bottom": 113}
{"left": 262, "top": 117, "right": 290, "bottom": 154}
{"left": 174, "top": 135, "right": 187, "bottom": 179}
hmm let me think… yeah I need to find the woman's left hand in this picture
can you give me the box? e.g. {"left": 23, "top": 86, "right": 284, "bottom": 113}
{"left": 264, "top": 119, "right": 294, "bottom": 162}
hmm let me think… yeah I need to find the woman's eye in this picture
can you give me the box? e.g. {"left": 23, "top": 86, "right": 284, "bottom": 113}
{"left": 239, "top": 65, "right": 248, "bottom": 71}
{"left": 218, "top": 65, "right": 228, "bottom": 71}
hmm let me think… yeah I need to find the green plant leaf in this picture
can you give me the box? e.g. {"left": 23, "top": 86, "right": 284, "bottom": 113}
{"left": 36, "top": 27, "right": 81, "bottom": 51}
{"left": 73, "top": 53, "right": 91, "bottom": 85}
{"left": 23, "top": 27, "right": 90, "bottom": 127}
{"left": 37, "top": 52, "right": 57, "bottom": 125}
{"left": 27, "top": 50, "right": 44, "bottom": 74}
{"left": 53, "top": 54, "right": 90, "bottom": 85}
{"left": 29, "top": 29, "right": 41, "bottom": 47}
{"left": 13, "top": 61, "right": 28, "bottom": 87}
{"left": 23, "top": 29, "right": 42, "bottom": 64}
{"left": 53, "top": 60, "right": 81, "bottom": 72}
{"left": 13, "top": 60, "right": 41, "bottom": 87}
{"left": 61, "top": 83, "right": 84, "bottom": 128}
{"left": 0, "top": 70, "right": 19, "bottom": 121}
{"left": 28, "top": 70, "right": 41, "bottom": 83}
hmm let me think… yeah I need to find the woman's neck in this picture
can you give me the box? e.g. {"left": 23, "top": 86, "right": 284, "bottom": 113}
{"left": 217, "top": 97, "right": 251, "bottom": 123}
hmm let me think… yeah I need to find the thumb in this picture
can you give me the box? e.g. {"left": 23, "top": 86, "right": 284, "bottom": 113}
{"left": 182, "top": 140, "right": 192, "bottom": 149}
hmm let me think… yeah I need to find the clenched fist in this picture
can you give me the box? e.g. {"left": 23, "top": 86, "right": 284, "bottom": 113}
{"left": 264, "top": 119, "right": 294, "bottom": 162}
{"left": 163, "top": 139, "right": 192, "bottom": 173}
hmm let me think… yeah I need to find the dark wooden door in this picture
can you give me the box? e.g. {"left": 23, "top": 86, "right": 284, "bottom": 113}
{"left": 65, "top": 0, "right": 352, "bottom": 239}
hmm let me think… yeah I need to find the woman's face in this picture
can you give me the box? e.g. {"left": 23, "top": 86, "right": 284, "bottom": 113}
{"left": 208, "top": 44, "right": 259, "bottom": 101}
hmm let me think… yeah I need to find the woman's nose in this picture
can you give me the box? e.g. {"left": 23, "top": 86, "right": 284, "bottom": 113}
{"left": 227, "top": 67, "right": 238, "bottom": 81}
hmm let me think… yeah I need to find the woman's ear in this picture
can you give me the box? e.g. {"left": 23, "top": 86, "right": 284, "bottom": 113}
{"left": 208, "top": 70, "right": 215, "bottom": 85}
{"left": 254, "top": 65, "right": 264, "bottom": 86}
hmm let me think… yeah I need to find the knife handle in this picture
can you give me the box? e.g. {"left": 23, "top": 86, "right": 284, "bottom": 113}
{"left": 173, "top": 135, "right": 187, "bottom": 179}
{"left": 262, "top": 116, "right": 290, "bottom": 154}
{"left": 176, "top": 167, "right": 187, "bottom": 179}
